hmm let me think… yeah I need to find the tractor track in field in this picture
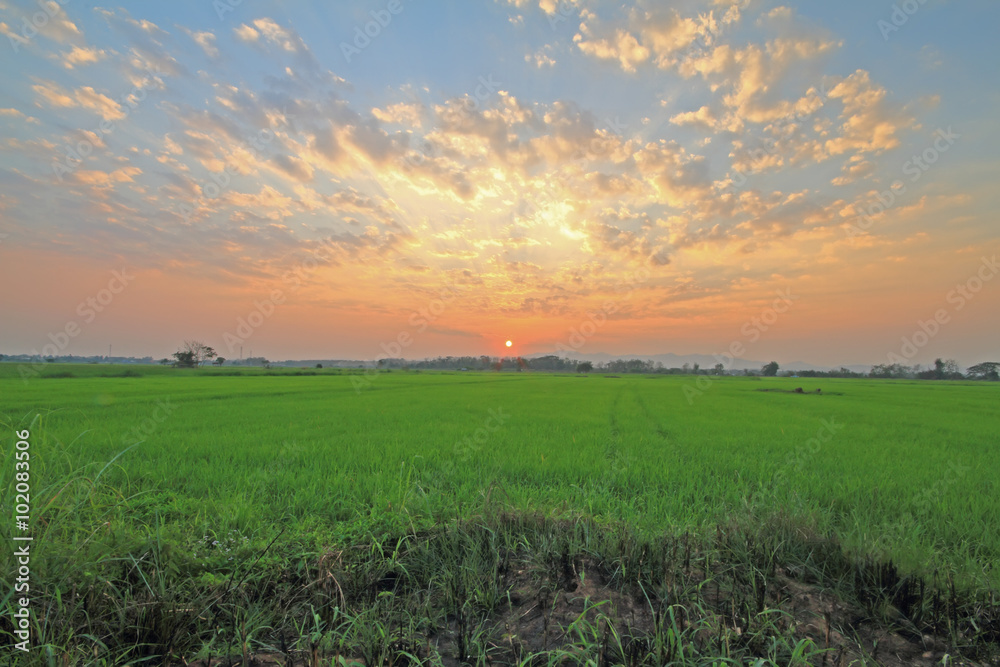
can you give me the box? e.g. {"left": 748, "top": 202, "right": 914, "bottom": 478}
{"left": 630, "top": 385, "right": 673, "bottom": 445}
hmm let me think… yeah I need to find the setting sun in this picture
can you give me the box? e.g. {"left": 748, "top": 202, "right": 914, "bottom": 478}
{"left": 505, "top": 340, "right": 513, "bottom": 348}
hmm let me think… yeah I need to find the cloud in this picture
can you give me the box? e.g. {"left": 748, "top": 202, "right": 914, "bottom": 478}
{"left": 371, "top": 102, "right": 424, "bottom": 127}
{"left": 249, "top": 17, "right": 299, "bottom": 52}
{"left": 831, "top": 155, "right": 875, "bottom": 186}
{"left": 919, "top": 44, "right": 944, "bottom": 71}
{"left": 181, "top": 28, "right": 218, "bottom": 58}
{"left": 31, "top": 80, "right": 75, "bottom": 108}
{"left": 526, "top": 46, "right": 556, "bottom": 68}
{"left": 633, "top": 141, "right": 714, "bottom": 209}
{"left": 501, "top": 0, "right": 580, "bottom": 16}
{"left": 97, "top": 8, "right": 184, "bottom": 81}
{"left": 71, "top": 166, "right": 142, "bottom": 186}
{"left": 233, "top": 17, "right": 325, "bottom": 78}
{"left": 236, "top": 17, "right": 303, "bottom": 53}
{"left": 682, "top": 36, "right": 841, "bottom": 128}
{"left": 33, "top": 80, "right": 127, "bottom": 121}
{"left": 761, "top": 6, "right": 794, "bottom": 24}
{"left": 583, "top": 207, "right": 671, "bottom": 265}
{"left": 270, "top": 154, "right": 314, "bottom": 183}
{"left": 234, "top": 23, "right": 259, "bottom": 42}
{"left": 0, "top": 21, "right": 30, "bottom": 49}
{"left": 74, "top": 86, "right": 126, "bottom": 121}
{"left": 573, "top": 3, "right": 744, "bottom": 74}
{"left": 669, "top": 105, "right": 718, "bottom": 130}
{"left": 574, "top": 15, "right": 650, "bottom": 73}
{"left": 824, "top": 70, "right": 913, "bottom": 157}
{"left": 219, "top": 184, "right": 295, "bottom": 220}
{"left": 18, "top": 1, "right": 82, "bottom": 43}
{"left": 60, "top": 45, "right": 107, "bottom": 68}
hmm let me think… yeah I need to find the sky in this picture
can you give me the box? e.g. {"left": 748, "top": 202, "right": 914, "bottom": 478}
{"left": 0, "top": 0, "right": 998, "bottom": 368}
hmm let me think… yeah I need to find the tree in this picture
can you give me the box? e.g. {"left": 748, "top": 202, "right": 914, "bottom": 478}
{"left": 761, "top": 361, "right": 779, "bottom": 377}
{"left": 577, "top": 361, "right": 593, "bottom": 373}
{"left": 180, "top": 340, "right": 216, "bottom": 366}
{"left": 967, "top": 361, "right": 1000, "bottom": 381}
{"left": 713, "top": 363, "right": 725, "bottom": 375}
{"left": 213, "top": 357, "right": 226, "bottom": 366}
{"left": 172, "top": 350, "right": 197, "bottom": 368}
{"left": 870, "top": 363, "right": 914, "bottom": 379}
{"left": 918, "top": 358, "right": 961, "bottom": 380}
{"left": 158, "top": 358, "right": 171, "bottom": 365}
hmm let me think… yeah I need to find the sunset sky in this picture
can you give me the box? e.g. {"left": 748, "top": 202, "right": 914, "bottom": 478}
{"left": 1, "top": 0, "right": 998, "bottom": 367}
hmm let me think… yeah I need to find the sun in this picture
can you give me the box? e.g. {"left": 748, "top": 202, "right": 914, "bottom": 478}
{"left": 505, "top": 340, "right": 512, "bottom": 348}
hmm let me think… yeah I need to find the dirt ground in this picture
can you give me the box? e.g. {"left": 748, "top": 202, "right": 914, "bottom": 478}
{"left": 182, "top": 556, "right": 996, "bottom": 667}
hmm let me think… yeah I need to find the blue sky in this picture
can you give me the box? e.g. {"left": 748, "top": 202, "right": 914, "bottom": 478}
{"left": 1, "top": 0, "right": 998, "bottom": 367}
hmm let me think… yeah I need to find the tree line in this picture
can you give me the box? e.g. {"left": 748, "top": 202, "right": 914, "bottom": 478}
{"left": 155, "top": 342, "right": 1000, "bottom": 381}
{"left": 372, "top": 355, "right": 1000, "bottom": 380}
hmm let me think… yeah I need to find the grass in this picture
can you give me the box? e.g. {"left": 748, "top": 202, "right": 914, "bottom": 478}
{"left": 0, "top": 363, "right": 998, "bottom": 665}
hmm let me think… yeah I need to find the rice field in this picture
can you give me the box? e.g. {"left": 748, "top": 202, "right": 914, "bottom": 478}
{"left": 1, "top": 364, "right": 998, "bottom": 665}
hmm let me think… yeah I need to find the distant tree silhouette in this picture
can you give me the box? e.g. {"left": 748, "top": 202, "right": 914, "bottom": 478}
{"left": 761, "top": 361, "right": 779, "bottom": 377}
{"left": 917, "top": 358, "right": 963, "bottom": 380}
{"left": 577, "top": 361, "right": 593, "bottom": 373}
{"left": 177, "top": 340, "right": 216, "bottom": 366}
{"left": 869, "top": 363, "right": 914, "bottom": 379}
{"left": 967, "top": 362, "right": 1000, "bottom": 381}
{"left": 172, "top": 350, "right": 196, "bottom": 368}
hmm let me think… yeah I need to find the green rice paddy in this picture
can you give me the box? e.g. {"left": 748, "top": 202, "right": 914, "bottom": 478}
{"left": 1, "top": 364, "right": 998, "bottom": 665}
